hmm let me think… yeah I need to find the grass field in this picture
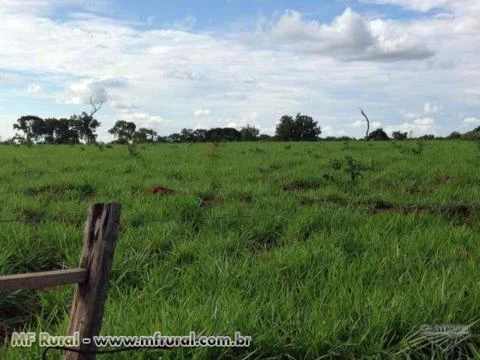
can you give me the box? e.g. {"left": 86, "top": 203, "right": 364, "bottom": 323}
{"left": 1, "top": 140, "right": 480, "bottom": 359}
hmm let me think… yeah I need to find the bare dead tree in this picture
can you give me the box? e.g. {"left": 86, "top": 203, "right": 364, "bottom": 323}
{"left": 89, "top": 96, "right": 104, "bottom": 117}
{"left": 359, "top": 108, "right": 370, "bottom": 139}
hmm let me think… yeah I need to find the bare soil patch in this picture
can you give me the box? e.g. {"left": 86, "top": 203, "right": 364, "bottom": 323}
{"left": 149, "top": 185, "right": 177, "bottom": 195}
{"left": 283, "top": 179, "right": 322, "bottom": 192}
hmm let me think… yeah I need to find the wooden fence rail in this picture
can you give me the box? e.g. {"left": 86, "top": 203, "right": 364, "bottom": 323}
{"left": 0, "top": 202, "right": 122, "bottom": 360}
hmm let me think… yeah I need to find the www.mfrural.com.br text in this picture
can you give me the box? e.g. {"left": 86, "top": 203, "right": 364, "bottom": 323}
{"left": 10, "top": 331, "right": 252, "bottom": 348}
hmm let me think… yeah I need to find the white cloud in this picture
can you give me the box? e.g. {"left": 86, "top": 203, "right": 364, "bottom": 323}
{"left": 423, "top": 102, "right": 441, "bottom": 114}
{"left": 118, "top": 110, "right": 165, "bottom": 129}
{"left": 58, "top": 78, "right": 128, "bottom": 105}
{"left": 250, "top": 8, "right": 434, "bottom": 62}
{"left": 385, "top": 117, "right": 436, "bottom": 136}
{"left": 0, "top": 72, "right": 23, "bottom": 84}
{"left": 194, "top": 109, "right": 211, "bottom": 117}
{"left": 165, "top": 70, "right": 207, "bottom": 81}
{"left": 26, "top": 84, "right": 42, "bottom": 93}
{"left": 464, "top": 117, "right": 480, "bottom": 124}
{"left": 351, "top": 120, "right": 382, "bottom": 128}
{"left": 403, "top": 102, "right": 442, "bottom": 120}
{"left": 414, "top": 117, "right": 434, "bottom": 125}
{"left": 0, "top": 0, "right": 110, "bottom": 16}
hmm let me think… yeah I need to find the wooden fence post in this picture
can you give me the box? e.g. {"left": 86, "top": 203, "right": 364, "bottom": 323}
{"left": 64, "top": 203, "right": 122, "bottom": 360}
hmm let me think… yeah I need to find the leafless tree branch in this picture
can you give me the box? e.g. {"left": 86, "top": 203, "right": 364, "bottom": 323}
{"left": 359, "top": 108, "right": 370, "bottom": 139}
{"left": 89, "top": 96, "right": 104, "bottom": 117}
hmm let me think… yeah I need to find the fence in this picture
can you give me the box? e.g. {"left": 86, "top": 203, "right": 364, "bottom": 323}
{"left": 0, "top": 203, "right": 122, "bottom": 360}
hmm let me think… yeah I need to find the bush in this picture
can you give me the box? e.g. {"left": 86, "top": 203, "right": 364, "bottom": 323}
{"left": 367, "top": 128, "right": 390, "bottom": 141}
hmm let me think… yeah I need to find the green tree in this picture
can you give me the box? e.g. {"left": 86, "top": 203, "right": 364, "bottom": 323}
{"left": 367, "top": 128, "right": 390, "bottom": 141}
{"left": 166, "top": 133, "right": 182, "bottom": 143}
{"left": 109, "top": 120, "right": 137, "bottom": 143}
{"left": 275, "top": 113, "right": 321, "bottom": 141}
{"left": 13, "top": 115, "right": 45, "bottom": 142}
{"left": 240, "top": 125, "right": 259, "bottom": 141}
{"left": 447, "top": 131, "right": 462, "bottom": 139}
{"left": 51, "top": 118, "right": 80, "bottom": 144}
{"left": 70, "top": 112, "right": 101, "bottom": 144}
{"left": 275, "top": 115, "right": 295, "bottom": 141}
{"left": 180, "top": 128, "right": 195, "bottom": 142}
{"left": 193, "top": 129, "right": 207, "bottom": 142}
{"left": 135, "top": 128, "right": 157, "bottom": 143}
{"left": 392, "top": 131, "right": 408, "bottom": 140}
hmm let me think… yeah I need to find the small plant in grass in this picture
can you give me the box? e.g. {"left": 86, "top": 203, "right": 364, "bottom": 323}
{"left": 95, "top": 142, "right": 105, "bottom": 151}
{"left": 411, "top": 141, "right": 425, "bottom": 155}
{"left": 322, "top": 173, "right": 335, "bottom": 182}
{"left": 284, "top": 144, "right": 291, "bottom": 150}
{"left": 207, "top": 143, "right": 220, "bottom": 159}
{"left": 344, "top": 156, "right": 362, "bottom": 182}
{"left": 326, "top": 157, "right": 363, "bottom": 183}
{"left": 329, "top": 158, "right": 342, "bottom": 170}
{"left": 127, "top": 142, "right": 141, "bottom": 157}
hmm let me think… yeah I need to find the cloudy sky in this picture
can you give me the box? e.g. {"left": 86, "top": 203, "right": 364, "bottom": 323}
{"left": 0, "top": 0, "right": 479, "bottom": 140}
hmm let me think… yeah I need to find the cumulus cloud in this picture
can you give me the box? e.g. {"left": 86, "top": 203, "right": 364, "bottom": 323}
{"left": 26, "top": 84, "right": 42, "bottom": 93}
{"left": 0, "top": 0, "right": 109, "bottom": 16}
{"left": 464, "top": 117, "right": 480, "bottom": 124}
{"left": 414, "top": 117, "right": 434, "bottom": 125}
{"left": 58, "top": 77, "right": 128, "bottom": 105}
{"left": 404, "top": 102, "right": 442, "bottom": 119}
{"left": 0, "top": 72, "right": 23, "bottom": 84}
{"left": 351, "top": 120, "right": 382, "bottom": 128}
{"left": 423, "top": 102, "right": 441, "bottom": 114}
{"left": 252, "top": 8, "right": 435, "bottom": 62}
{"left": 166, "top": 70, "right": 206, "bottom": 81}
{"left": 194, "top": 109, "right": 210, "bottom": 117}
{"left": 385, "top": 117, "right": 436, "bottom": 136}
{"left": 118, "top": 110, "right": 165, "bottom": 129}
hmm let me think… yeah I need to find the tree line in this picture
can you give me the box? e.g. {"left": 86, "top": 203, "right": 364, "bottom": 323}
{"left": 7, "top": 111, "right": 480, "bottom": 145}
{"left": 9, "top": 112, "right": 323, "bottom": 144}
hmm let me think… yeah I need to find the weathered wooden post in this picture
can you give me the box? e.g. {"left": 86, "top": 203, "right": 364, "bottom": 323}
{"left": 64, "top": 203, "right": 122, "bottom": 360}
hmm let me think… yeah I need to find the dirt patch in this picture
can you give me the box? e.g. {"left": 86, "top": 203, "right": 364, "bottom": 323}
{"left": 283, "top": 179, "right": 322, "bottom": 192}
{"left": 406, "top": 184, "right": 433, "bottom": 196}
{"left": 370, "top": 201, "right": 429, "bottom": 215}
{"left": 370, "top": 201, "right": 476, "bottom": 218}
{"left": 299, "top": 197, "right": 317, "bottom": 206}
{"left": 149, "top": 185, "right": 177, "bottom": 195}
{"left": 434, "top": 175, "right": 456, "bottom": 185}
{"left": 438, "top": 203, "right": 474, "bottom": 219}
{"left": 239, "top": 193, "right": 254, "bottom": 204}
{"left": 371, "top": 200, "right": 396, "bottom": 211}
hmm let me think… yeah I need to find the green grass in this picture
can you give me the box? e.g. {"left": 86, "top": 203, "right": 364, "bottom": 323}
{"left": 1, "top": 140, "right": 480, "bottom": 359}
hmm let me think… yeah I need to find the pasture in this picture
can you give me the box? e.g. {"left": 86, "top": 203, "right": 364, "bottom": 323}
{"left": 1, "top": 140, "right": 479, "bottom": 359}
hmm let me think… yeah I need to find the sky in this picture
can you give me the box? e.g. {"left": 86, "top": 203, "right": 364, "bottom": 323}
{"left": 0, "top": 0, "right": 479, "bottom": 141}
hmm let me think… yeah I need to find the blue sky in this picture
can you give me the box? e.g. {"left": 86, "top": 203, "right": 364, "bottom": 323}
{"left": 0, "top": 0, "right": 479, "bottom": 141}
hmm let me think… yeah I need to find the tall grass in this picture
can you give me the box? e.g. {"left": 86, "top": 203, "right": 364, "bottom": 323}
{"left": 0, "top": 140, "right": 479, "bottom": 359}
